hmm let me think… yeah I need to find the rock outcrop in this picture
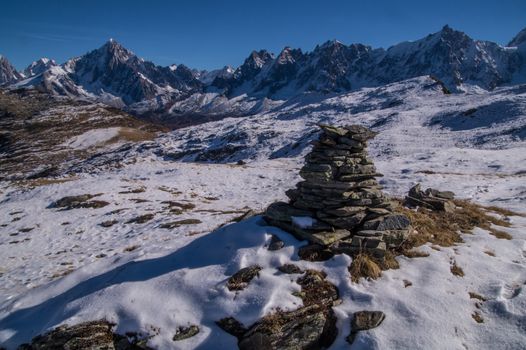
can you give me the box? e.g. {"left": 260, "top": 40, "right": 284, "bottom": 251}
{"left": 265, "top": 125, "right": 412, "bottom": 258}
{"left": 217, "top": 269, "right": 340, "bottom": 350}
{"left": 404, "top": 183, "right": 455, "bottom": 212}
{"left": 17, "top": 320, "right": 149, "bottom": 350}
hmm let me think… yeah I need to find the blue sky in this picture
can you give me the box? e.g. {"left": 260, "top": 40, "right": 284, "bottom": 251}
{"left": 1, "top": 0, "right": 525, "bottom": 71}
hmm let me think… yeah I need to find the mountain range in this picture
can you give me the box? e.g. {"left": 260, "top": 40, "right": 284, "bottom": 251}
{"left": 1, "top": 25, "right": 526, "bottom": 126}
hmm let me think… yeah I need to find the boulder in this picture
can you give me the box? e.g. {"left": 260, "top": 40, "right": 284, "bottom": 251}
{"left": 227, "top": 265, "right": 262, "bottom": 291}
{"left": 346, "top": 311, "right": 386, "bottom": 344}
{"left": 268, "top": 235, "right": 285, "bottom": 251}
{"left": 19, "top": 320, "right": 145, "bottom": 350}
{"left": 172, "top": 325, "right": 199, "bottom": 341}
{"left": 405, "top": 184, "right": 455, "bottom": 212}
{"left": 238, "top": 305, "right": 337, "bottom": 350}
{"left": 278, "top": 264, "right": 303, "bottom": 274}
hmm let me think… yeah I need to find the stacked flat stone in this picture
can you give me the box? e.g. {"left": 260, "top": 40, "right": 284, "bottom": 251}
{"left": 265, "top": 124, "right": 411, "bottom": 258}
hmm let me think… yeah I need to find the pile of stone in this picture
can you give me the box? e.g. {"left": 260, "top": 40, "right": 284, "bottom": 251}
{"left": 265, "top": 124, "right": 411, "bottom": 258}
{"left": 405, "top": 183, "right": 455, "bottom": 212}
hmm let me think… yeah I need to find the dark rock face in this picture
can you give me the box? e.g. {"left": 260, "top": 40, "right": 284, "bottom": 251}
{"left": 18, "top": 320, "right": 149, "bottom": 350}
{"left": 265, "top": 125, "right": 411, "bottom": 258}
{"left": 0, "top": 56, "right": 23, "bottom": 86}
{"left": 227, "top": 265, "right": 262, "bottom": 291}
{"left": 404, "top": 183, "right": 455, "bottom": 212}
{"left": 69, "top": 40, "right": 202, "bottom": 104}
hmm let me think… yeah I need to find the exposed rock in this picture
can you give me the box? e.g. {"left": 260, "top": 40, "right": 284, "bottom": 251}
{"left": 100, "top": 220, "right": 118, "bottom": 228}
{"left": 227, "top": 265, "right": 262, "bottom": 291}
{"left": 238, "top": 305, "right": 337, "bottom": 350}
{"left": 216, "top": 317, "right": 248, "bottom": 338}
{"left": 218, "top": 268, "right": 340, "bottom": 349}
{"left": 298, "top": 244, "right": 334, "bottom": 262}
{"left": 172, "top": 325, "right": 199, "bottom": 341}
{"left": 278, "top": 264, "right": 303, "bottom": 274}
{"left": 18, "top": 320, "right": 148, "bottom": 349}
{"left": 268, "top": 235, "right": 285, "bottom": 251}
{"left": 125, "top": 214, "right": 155, "bottom": 224}
{"left": 48, "top": 194, "right": 109, "bottom": 210}
{"left": 159, "top": 219, "right": 202, "bottom": 229}
{"left": 404, "top": 184, "right": 455, "bottom": 212}
{"left": 346, "top": 310, "right": 386, "bottom": 344}
{"left": 296, "top": 270, "right": 339, "bottom": 307}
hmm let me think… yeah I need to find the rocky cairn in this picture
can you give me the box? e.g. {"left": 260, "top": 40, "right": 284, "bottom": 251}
{"left": 265, "top": 125, "right": 411, "bottom": 258}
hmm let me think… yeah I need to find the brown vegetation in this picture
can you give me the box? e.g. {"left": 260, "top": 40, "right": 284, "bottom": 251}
{"left": 349, "top": 254, "right": 382, "bottom": 283}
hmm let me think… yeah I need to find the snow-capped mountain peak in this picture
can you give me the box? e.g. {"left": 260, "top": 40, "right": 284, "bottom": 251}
{"left": 23, "top": 58, "right": 57, "bottom": 78}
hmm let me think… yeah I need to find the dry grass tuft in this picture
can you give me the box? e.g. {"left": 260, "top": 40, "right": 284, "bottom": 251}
{"left": 469, "top": 292, "right": 487, "bottom": 301}
{"left": 488, "top": 229, "right": 512, "bottom": 240}
{"left": 450, "top": 260, "right": 464, "bottom": 277}
{"left": 403, "top": 249, "right": 430, "bottom": 258}
{"left": 484, "top": 250, "right": 496, "bottom": 257}
{"left": 379, "top": 250, "right": 400, "bottom": 270}
{"left": 395, "top": 199, "right": 514, "bottom": 255}
{"left": 123, "top": 245, "right": 140, "bottom": 252}
{"left": 107, "top": 127, "right": 159, "bottom": 144}
{"left": 482, "top": 205, "right": 525, "bottom": 218}
{"left": 349, "top": 254, "right": 382, "bottom": 283}
{"left": 471, "top": 311, "right": 484, "bottom": 323}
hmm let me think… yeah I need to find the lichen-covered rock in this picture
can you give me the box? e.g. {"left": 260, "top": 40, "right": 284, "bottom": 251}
{"left": 238, "top": 305, "right": 337, "bottom": 350}
{"left": 278, "top": 264, "right": 303, "bottom": 274}
{"left": 227, "top": 265, "right": 262, "bottom": 291}
{"left": 296, "top": 270, "right": 339, "bottom": 307}
{"left": 218, "top": 269, "right": 340, "bottom": 350}
{"left": 172, "top": 325, "right": 199, "bottom": 341}
{"left": 346, "top": 310, "right": 386, "bottom": 344}
{"left": 18, "top": 320, "right": 147, "bottom": 350}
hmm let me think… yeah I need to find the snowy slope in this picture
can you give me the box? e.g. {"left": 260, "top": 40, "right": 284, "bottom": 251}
{"left": 0, "top": 75, "right": 525, "bottom": 349}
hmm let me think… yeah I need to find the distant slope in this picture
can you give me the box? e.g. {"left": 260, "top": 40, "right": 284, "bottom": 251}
{"left": 0, "top": 89, "right": 166, "bottom": 180}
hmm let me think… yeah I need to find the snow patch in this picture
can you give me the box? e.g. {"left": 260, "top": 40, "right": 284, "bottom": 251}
{"left": 63, "top": 127, "right": 121, "bottom": 150}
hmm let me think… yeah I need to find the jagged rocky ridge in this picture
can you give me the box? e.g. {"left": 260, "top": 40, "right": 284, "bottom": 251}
{"left": 265, "top": 124, "right": 412, "bottom": 258}
{"left": 3, "top": 25, "right": 526, "bottom": 126}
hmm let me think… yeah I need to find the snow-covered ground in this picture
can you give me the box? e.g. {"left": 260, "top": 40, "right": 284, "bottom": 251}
{"left": 0, "top": 77, "right": 525, "bottom": 349}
